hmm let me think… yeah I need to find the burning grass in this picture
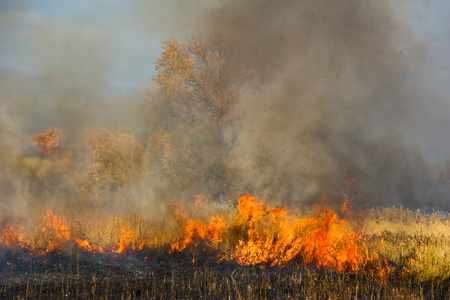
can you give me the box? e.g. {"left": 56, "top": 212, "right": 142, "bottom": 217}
{"left": 2, "top": 24, "right": 450, "bottom": 297}
{"left": 171, "top": 194, "right": 382, "bottom": 278}
{"left": 1, "top": 194, "right": 450, "bottom": 298}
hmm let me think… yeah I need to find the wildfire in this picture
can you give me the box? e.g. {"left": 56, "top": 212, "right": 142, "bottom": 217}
{"left": 42, "top": 210, "right": 73, "bottom": 252}
{"left": 170, "top": 216, "right": 225, "bottom": 263}
{"left": 0, "top": 195, "right": 391, "bottom": 283}
{"left": 0, "top": 226, "right": 28, "bottom": 250}
{"left": 0, "top": 210, "right": 146, "bottom": 257}
{"left": 170, "top": 194, "right": 391, "bottom": 283}
{"left": 114, "top": 227, "right": 146, "bottom": 254}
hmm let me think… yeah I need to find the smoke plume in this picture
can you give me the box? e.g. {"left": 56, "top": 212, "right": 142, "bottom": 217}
{"left": 0, "top": 0, "right": 449, "bottom": 221}
{"left": 195, "top": 0, "right": 449, "bottom": 209}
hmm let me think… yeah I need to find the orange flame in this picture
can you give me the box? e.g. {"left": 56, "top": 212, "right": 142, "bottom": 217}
{"left": 170, "top": 216, "right": 224, "bottom": 263}
{"left": 170, "top": 194, "right": 391, "bottom": 282}
{"left": 0, "top": 226, "right": 28, "bottom": 249}
{"left": 114, "top": 227, "right": 146, "bottom": 254}
{"left": 221, "top": 195, "right": 365, "bottom": 272}
{"left": 42, "top": 210, "right": 106, "bottom": 254}
{"left": 74, "top": 238, "right": 104, "bottom": 254}
{"left": 0, "top": 196, "right": 390, "bottom": 284}
{"left": 42, "top": 210, "right": 73, "bottom": 252}
{"left": 0, "top": 211, "right": 147, "bottom": 257}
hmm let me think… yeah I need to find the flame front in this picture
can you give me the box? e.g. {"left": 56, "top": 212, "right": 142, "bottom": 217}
{"left": 170, "top": 216, "right": 225, "bottom": 263}
{"left": 0, "top": 210, "right": 146, "bottom": 257}
{"left": 170, "top": 194, "right": 390, "bottom": 282}
{"left": 0, "top": 195, "right": 390, "bottom": 283}
{"left": 115, "top": 227, "right": 146, "bottom": 254}
{"left": 0, "top": 226, "right": 28, "bottom": 250}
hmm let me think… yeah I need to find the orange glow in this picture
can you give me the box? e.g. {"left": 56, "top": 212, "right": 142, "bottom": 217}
{"left": 74, "top": 238, "right": 104, "bottom": 254}
{"left": 1, "top": 196, "right": 390, "bottom": 284}
{"left": 194, "top": 194, "right": 212, "bottom": 211}
{"left": 0, "top": 226, "right": 28, "bottom": 249}
{"left": 0, "top": 225, "right": 45, "bottom": 257}
{"left": 341, "top": 168, "right": 355, "bottom": 216}
{"left": 42, "top": 210, "right": 73, "bottom": 252}
{"left": 170, "top": 216, "right": 225, "bottom": 263}
{"left": 114, "top": 227, "right": 146, "bottom": 254}
{"left": 341, "top": 193, "right": 351, "bottom": 215}
{"left": 220, "top": 195, "right": 365, "bottom": 272}
{"left": 0, "top": 211, "right": 147, "bottom": 257}
{"left": 344, "top": 168, "right": 357, "bottom": 187}
{"left": 170, "top": 194, "right": 391, "bottom": 282}
{"left": 40, "top": 210, "right": 105, "bottom": 254}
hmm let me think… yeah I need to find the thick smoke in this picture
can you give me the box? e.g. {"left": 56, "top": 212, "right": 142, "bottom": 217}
{"left": 1, "top": 0, "right": 449, "bottom": 222}
{"left": 194, "top": 0, "right": 449, "bottom": 209}
{"left": 0, "top": 9, "right": 145, "bottom": 146}
{"left": 0, "top": 8, "right": 143, "bottom": 220}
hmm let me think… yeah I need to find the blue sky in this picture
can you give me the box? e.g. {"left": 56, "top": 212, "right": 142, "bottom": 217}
{"left": 1, "top": 0, "right": 448, "bottom": 94}
{"left": 0, "top": 0, "right": 450, "bottom": 91}
{"left": 1, "top": 1, "right": 165, "bottom": 94}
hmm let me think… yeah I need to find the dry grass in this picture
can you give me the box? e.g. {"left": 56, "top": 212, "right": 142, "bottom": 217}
{"left": 362, "top": 206, "right": 450, "bottom": 237}
{"left": 1, "top": 201, "right": 450, "bottom": 298}
{"left": 360, "top": 206, "right": 450, "bottom": 285}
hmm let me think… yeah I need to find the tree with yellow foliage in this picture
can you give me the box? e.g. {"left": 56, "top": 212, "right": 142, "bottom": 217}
{"left": 146, "top": 34, "right": 257, "bottom": 199}
{"left": 153, "top": 34, "right": 256, "bottom": 123}
{"left": 155, "top": 39, "right": 195, "bottom": 97}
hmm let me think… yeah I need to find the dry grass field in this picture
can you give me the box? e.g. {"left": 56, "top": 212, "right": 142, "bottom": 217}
{"left": 1, "top": 196, "right": 449, "bottom": 299}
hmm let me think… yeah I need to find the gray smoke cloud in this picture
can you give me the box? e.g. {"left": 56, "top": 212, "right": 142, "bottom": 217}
{"left": 0, "top": 8, "right": 146, "bottom": 147}
{"left": 0, "top": 7, "right": 145, "bottom": 220}
{"left": 189, "top": 0, "right": 449, "bottom": 209}
{"left": 0, "top": 0, "right": 449, "bottom": 221}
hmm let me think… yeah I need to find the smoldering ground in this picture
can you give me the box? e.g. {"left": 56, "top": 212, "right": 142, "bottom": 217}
{"left": 0, "top": 0, "right": 449, "bottom": 223}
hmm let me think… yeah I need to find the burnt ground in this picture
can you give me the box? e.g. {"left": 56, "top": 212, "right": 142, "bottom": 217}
{"left": 0, "top": 248, "right": 449, "bottom": 299}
